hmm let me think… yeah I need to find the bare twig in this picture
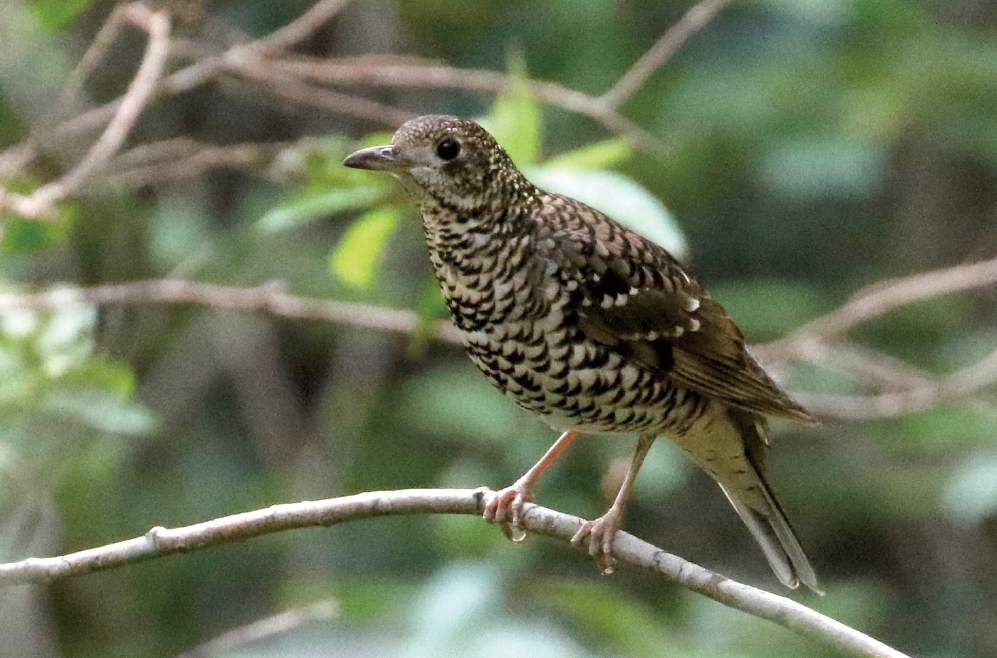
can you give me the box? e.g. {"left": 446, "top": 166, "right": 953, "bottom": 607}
{"left": 175, "top": 600, "right": 339, "bottom": 658}
{"left": 57, "top": 4, "right": 129, "bottom": 107}
{"left": 105, "top": 139, "right": 288, "bottom": 188}
{"left": 0, "top": 0, "right": 696, "bottom": 186}
{"left": 778, "top": 257, "right": 997, "bottom": 347}
{"left": 1, "top": 4, "right": 171, "bottom": 219}
{"left": 795, "top": 345, "right": 997, "bottom": 419}
{"left": 3, "top": 276, "right": 995, "bottom": 421}
{"left": 251, "top": 0, "right": 356, "bottom": 54}
{"left": 258, "top": 57, "right": 664, "bottom": 147}
{"left": 600, "top": 0, "right": 732, "bottom": 108}
{"left": 230, "top": 63, "right": 416, "bottom": 126}
{"left": 0, "top": 279, "right": 462, "bottom": 344}
{"left": 0, "top": 488, "right": 909, "bottom": 658}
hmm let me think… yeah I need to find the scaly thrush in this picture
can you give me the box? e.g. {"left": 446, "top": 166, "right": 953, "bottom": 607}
{"left": 344, "top": 115, "right": 819, "bottom": 591}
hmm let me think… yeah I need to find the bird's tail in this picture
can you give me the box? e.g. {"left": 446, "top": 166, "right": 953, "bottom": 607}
{"left": 718, "top": 410, "right": 821, "bottom": 593}
{"left": 718, "top": 477, "right": 821, "bottom": 593}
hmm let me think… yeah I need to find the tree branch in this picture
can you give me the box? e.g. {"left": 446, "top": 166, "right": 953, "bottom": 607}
{"left": 773, "top": 256, "right": 997, "bottom": 348}
{"left": 174, "top": 600, "right": 339, "bottom": 658}
{"left": 0, "top": 4, "right": 172, "bottom": 220}
{"left": 0, "top": 279, "right": 463, "bottom": 344}
{"left": 0, "top": 488, "right": 909, "bottom": 658}
{"left": 599, "top": 0, "right": 732, "bottom": 109}
{"left": 2, "top": 273, "right": 995, "bottom": 421}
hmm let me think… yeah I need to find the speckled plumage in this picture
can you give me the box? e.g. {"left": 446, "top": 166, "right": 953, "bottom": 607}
{"left": 344, "top": 115, "right": 820, "bottom": 591}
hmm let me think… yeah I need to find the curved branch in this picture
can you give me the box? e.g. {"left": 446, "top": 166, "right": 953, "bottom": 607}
{"left": 0, "top": 488, "right": 909, "bottom": 658}
{"left": 8, "top": 5, "right": 172, "bottom": 219}
{"left": 0, "top": 279, "right": 463, "bottom": 344}
{"left": 776, "top": 257, "right": 997, "bottom": 347}
{"left": 600, "top": 0, "right": 732, "bottom": 109}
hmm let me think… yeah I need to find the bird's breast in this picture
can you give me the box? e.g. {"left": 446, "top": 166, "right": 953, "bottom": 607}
{"left": 423, "top": 216, "right": 707, "bottom": 437}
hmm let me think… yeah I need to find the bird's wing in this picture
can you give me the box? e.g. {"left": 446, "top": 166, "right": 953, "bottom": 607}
{"left": 534, "top": 197, "right": 813, "bottom": 422}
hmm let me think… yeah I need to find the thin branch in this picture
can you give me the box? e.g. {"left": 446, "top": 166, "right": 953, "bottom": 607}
{"left": 1, "top": 4, "right": 171, "bottom": 219}
{"left": 57, "top": 4, "right": 129, "bottom": 107}
{"left": 795, "top": 345, "right": 997, "bottom": 419}
{"left": 3, "top": 277, "right": 996, "bottom": 421}
{"left": 0, "top": 0, "right": 684, "bottom": 184}
{"left": 104, "top": 139, "right": 288, "bottom": 188}
{"left": 251, "top": 0, "right": 356, "bottom": 54}
{"left": 600, "top": 0, "right": 732, "bottom": 109}
{"left": 230, "top": 64, "right": 416, "bottom": 126}
{"left": 257, "top": 57, "right": 664, "bottom": 148}
{"left": 175, "top": 600, "right": 339, "bottom": 658}
{"left": 0, "top": 279, "right": 463, "bottom": 344}
{"left": 778, "top": 256, "right": 997, "bottom": 346}
{"left": 0, "top": 488, "right": 910, "bottom": 658}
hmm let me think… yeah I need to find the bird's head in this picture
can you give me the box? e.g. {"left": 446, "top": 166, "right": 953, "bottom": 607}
{"left": 343, "top": 115, "right": 530, "bottom": 213}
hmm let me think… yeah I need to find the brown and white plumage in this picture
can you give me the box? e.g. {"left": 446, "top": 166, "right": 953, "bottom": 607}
{"left": 344, "top": 115, "right": 820, "bottom": 591}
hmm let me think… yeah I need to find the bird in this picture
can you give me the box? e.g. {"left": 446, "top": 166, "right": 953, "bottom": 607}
{"left": 343, "top": 115, "right": 820, "bottom": 592}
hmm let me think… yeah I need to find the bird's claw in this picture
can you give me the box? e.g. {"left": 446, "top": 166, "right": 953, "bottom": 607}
{"left": 571, "top": 513, "right": 621, "bottom": 575}
{"left": 483, "top": 484, "right": 533, "bottom": 542}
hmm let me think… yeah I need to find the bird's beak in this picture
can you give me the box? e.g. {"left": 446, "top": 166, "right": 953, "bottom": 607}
{"left": 342, "top": 145, "right": 411, "bottom": 172}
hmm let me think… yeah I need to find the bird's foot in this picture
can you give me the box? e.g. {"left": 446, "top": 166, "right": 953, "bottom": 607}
{"left": 482, "top": 481, "right": 535, "bottom": 542}
{"left": 571, "top": 510, "right": 622, "bottom": 575}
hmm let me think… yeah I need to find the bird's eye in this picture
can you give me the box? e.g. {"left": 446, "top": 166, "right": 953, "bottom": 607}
{"left": 436, "top": 137, "right": 461, "bottom": 161}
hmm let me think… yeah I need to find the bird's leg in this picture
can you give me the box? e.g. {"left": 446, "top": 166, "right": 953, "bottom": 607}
{"left": 571, "top": 433, "right": 656, "bottom": 575}
{"left": 483, "top": 430, "right": 580, "bottom": 541}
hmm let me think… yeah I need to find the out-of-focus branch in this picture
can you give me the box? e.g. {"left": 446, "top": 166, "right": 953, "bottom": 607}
{"left": 174, "top": 600, "right": 339, "bottom": 658}
{"left": 2, "top": 271, "right": 995, "bottom": 421}
{"left": 600, "top": 0, "right": 732, "bottom": 109}
{"left": 104, "top": 139, "right": 289, "bottom": 188}
{"left": 776, "top": 257, "right": 997, "bottom": 347}
{"left": 1, "top": 0, "right": 708, "bottom": 184}
{"left": 251, "top": 0, "right": 356, "bottom": 54}
{"left": 0, "top": 488, "right": 911, "bottom": 658}
{"left": 230, "top": 64, "right": 417, "bottom": 126}
{"left": 253, "top": 57, "right": 664, "bottom": 150}
{"left": 751, "top": 256, "right": 997, "bottom": 419}
{"left": 0, "top": 279, "right": 462, "bottom": 344}
{"left": 57, "top": 4, "right": 129, "bottom": 106}
{"left": 794, "top": 345, "right": 997, "bottom": 419}
{"left": 0, "top": 4, "right": 171, "bottom": 219}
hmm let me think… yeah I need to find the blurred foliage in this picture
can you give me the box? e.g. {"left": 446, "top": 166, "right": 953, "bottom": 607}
{"left": 1, "top": 1, "right": 997, "bottom": 657}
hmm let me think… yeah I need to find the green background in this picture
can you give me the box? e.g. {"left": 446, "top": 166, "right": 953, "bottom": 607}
{"left": 2, "top": 0, "right": 996, "bottom": 656}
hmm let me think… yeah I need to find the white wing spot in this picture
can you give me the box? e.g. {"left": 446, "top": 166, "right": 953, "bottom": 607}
{"left": 673, "top": 326, "right": 684, "bottom": 338}
{"left": 614, "top": 293, "right": 628, "bottom": 306}
{"left": 689, "top": 318, "right": 701, "bottom": 332}
{"left": 685, "top": 297, "right": 700, "bottom": 312}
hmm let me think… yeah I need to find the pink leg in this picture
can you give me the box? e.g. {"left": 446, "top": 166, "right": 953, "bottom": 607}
{"left": 483, "top": 430, "right": 580, "bottom": 541}
{"left": 571, "top": 434, "right": 656, "bottom": 574}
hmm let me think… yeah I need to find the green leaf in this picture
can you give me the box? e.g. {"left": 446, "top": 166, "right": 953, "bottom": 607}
{"left": 28, "top": 0, "right": 91, "bottom": 30}
{"left": 544, "top": 138, "right": 632, "bottom": 170}
{"left": 258, "top": 185, "right": 389, "bottom": 233}
{"left": 526, "top": 168, "right": 688, "bottom": 259}
{"left": 41, "top": 391, "right": 156, "bottom": 436}
{"left": 478, "top": 49, "right": 540, "bottom": 165}
{"left": 329, "top": 207, "right": 401, "bottom": 287}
